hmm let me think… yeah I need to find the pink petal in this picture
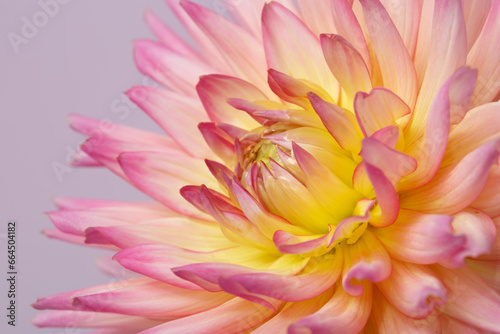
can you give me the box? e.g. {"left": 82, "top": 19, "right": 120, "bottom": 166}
{"left": 475, "top": 215, "right": 500, "bottom": 261}
{"left": 329, "top": 0, "right": 371, "bottom": 71}
{"left": 262, "top": 2, "right": 339, "bottom": 100}
{"left": 308, "top": 92, "right": 363, "bottom": 153}
{"left": 32, "top": 310, "right": 163, "bottom": 329}
{"left": 354, "top": 87, "right": 411, "bottom": 137}
{"left": 468, "top": 0, "right": 500, "bottom": 106}
{"left": 138, "top": 298, "right": 279, "bottom": 334}
{"left": 401, "top": 139, "right": 500, "bottom": 214}
{"left": 70, "top": 150, "right": 102, "bottom": 167}
{"left": 252, "top": 293, "right": 332, "bottom": 334}
{"left": 328, "top": 199, "right": 375, "bottom": 247}
{"left": 73, "top": 279, "right": 231, "bottom": 318}
{"left": 85, "top": 218, "right": 233, "bottom": 251}
{"left": 289, "top": 283, "right": 373, "bottom": 334}
{"left": 433, "top": 265, "right": 500, "bottom": 332}
{"left": 360, "top": 0, "right": 417, "bottom": 108}
{"left": 408, "top": 0, "right": 467, "bottom": 143}
{"left": 376, "top": 261, "right": 446, "bottom": 319}
{"left": 118, "top": 151, "right": 217, "bottom": 220}
{"left": 267, "top": 69, "right": 334, "bottom": 109}
{"left": 360, "top": 137, "right": 417, "bottom": 189}
{"left": 379, "top": 0, "right": 421, "bottom": 57}
{"left": 321, "top": 34, "right": 372, "bottom": 106}
{"left": 439, "top": 209, "right": 497, "bottom": 268}
{"left": 273, "top": 228, "right": 332, "bottom": 255}
{"left": 133, "top": 39, "right": 214, "bottom": 96}
{"left": 443, "top": 102, "right": 500, "bottom": 168}
{"left": 463, "top": 0, "right": 494, "bottom": 52}
{"left": 342, "top": 230, "right": 392, "bottom": 296}
{"left": 164, "top": 0, "right": 228, "bottom": 72}
{"left": 401, "top": 67, "right": 479, "bottom": 191}
{"left": 196, "top": 74, "right": 264, "bottom": 130}
{"left": 219, "top": 252, "right": 341, "bottom": 304}
{"left": 297, "top": 0, "right": 336, "bottom": 37}
{"left": 47, "top": 202, "right": 170, "bottom": 236}
{"left": 198, "top": 123, "right": 235, "bottom": 166}
{"left": 363, "top": 163, "right": 400, "bottom": 227}
{"left": 144, "top": 9, "right": 200, "bottom": 60}
{"left": 181, "top": 0, "right": 270, "bottom": 94}
{"left": 373, "top": 210, "right": 465, "bottom": 264}
{"left": 42, "top": 229, "right": 118, "bottom": 250}
{"left": 369, "top": 290, "right": 442, "bottom": 333}
{"left": 126, "top": 86, "right": 212, "bottom": 159}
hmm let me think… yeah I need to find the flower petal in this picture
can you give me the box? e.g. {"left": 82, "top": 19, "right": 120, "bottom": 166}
{"left": 360, "top": 0, "right": 417, "bottom": 108}
{"left": 342, "top": 230, "right": 392, "bottom": 296}
{"left": 262, "top": 2, "right": 339, "bottom": 100}
{"left": 321, "top": 34, "right": 372, "bottom": 107}
{"left": 138, "top": 298, "right": 279, "bottom": 334}
{"left": 439, "top": 209, "right": 497, "bottom": 268}
{"left": 118, "top": 151, "right": 217, "bottom": 220}
{"left": 126, "top": 86, "right": 211, "bottom": 159}
{"left": 354, "top": 87, "right": 411, "bottom": 137}
{"left": 373, "top": 210, "right": 465, "bottom": 264}
{"left": 468, "top": 0, "right": 500, "bottom": 106}
{"left": 434, "top": 265, "right": 500, "bottom": 333}
{"left": 289, "top": 283, "right": 373, "bottom": 334}
{"left": 400, "top": 139, "right": 500, "bottom": 214}
{"left": 376, "top": 261, "right": 446, "bottom": 319}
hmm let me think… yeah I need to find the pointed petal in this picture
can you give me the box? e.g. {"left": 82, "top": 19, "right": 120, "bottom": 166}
{"left": 468, "top": 0, "right": 500, "bottom": 106}
{"left": 126, "top": 86, "right": 211, "bottom": 158}
{"left": 408, "top": 0, "right": 467, "bottom": 142}
{"left": 360, "top": 0, "right": 417, "bottom": 108}
{"left": 197, "top": 75, "right": 263, "bottom": 130}
{"left": 309, "top": 92, "right": 363, "bottom": 153}
{"left": 262, "top": 2, "right": 339, "bottom": 100}
{"left": 181, "top": 0, "right": 269, "bottom": 93}
{"left": 321, "top": 34, "right": 372, "bottom": 106}
{"left": 118, "top": 151, "right": 217, "bottom": 220}
{"left": 354, "top": 87, "right": 411, "bottom": 137}
{"left": 133, "top": 39, "right": 213, "bottom": 96}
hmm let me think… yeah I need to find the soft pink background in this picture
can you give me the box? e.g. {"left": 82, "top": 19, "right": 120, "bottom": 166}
{"left": 0, "top": 1, "right": 223, "bottom": 332}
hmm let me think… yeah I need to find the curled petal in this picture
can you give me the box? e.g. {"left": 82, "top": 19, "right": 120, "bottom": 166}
{"left": 439, "top": 209, "right": 497, "bottom": 268}
{"left": 342, "top": 230, "right": 392, "bottom": 296}
{"left": 376, "top": 261, "right": 446, "bottom": 319}
{"left": 364, "top": 163, "right": 399, "bottom": 227}
{"left": 369, "top": 290, "right": 442, "bottom": 334}
{"left": 373, "top": 210, "right": 465, "bottom": 264}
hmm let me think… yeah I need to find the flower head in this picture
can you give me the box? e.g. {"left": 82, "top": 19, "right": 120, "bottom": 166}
{"left": 34, "top": 0, "right": 500, "bottom": 332}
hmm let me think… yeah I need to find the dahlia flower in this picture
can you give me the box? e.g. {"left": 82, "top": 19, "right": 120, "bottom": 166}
{"left": 34, "top": 0, "right": 500, "bottom": 332}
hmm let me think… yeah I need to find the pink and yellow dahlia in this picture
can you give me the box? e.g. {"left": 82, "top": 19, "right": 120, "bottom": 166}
{"left": 34, "top": 0, "right": 500, "bottom": 332}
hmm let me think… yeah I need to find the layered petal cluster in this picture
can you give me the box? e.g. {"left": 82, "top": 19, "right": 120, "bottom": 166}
{"left": 34, "top": 0, "right": 500, "bottom": 333}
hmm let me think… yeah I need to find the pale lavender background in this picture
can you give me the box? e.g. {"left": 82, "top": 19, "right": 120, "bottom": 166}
{"left": 0, "top": 1, "right": 227, "bottom": 333}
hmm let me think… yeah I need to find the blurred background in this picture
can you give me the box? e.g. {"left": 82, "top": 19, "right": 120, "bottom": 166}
{"left": 0, "top": 1, "right": 226, "bottom": 332}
